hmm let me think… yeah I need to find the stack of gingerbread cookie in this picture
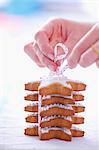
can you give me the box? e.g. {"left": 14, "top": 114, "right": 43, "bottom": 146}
{"left": 24, "top": 81, "right": 40, "bottom": 136}
{"left": 24, "top": 77, "right": 86, "bottom": 141}
{"left": 38, "top": 76, "right": 75, "bottom": 141}
{"left": 67, "top": 80, "right": 86, "bottom": 137}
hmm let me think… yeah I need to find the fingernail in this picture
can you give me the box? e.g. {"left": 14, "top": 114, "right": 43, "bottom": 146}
{"left": 48, "top": 64, "right": 56, "bottom": 71}
{"left": 48, "top": 53, "right": 54, "bottom": 60}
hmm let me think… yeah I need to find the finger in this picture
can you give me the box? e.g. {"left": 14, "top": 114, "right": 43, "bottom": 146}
{"left": 64, "top": 33, "right": 82, "bottom": 56}
{"left": 24, "top": 43, "right": 45, "bottom": 67}
{"left": 68, "top": 23, "right": 99, "bottom": 68}
{"left": 33, "top": 42, "right": 57, "bottom": 71}
{"left": 34, "top": 22, "right": 54, "bottom": 60}
{"left": 34, "top": 19, "right": 66, "bottom": 61}
{"left": 79, "top": 41, "right": 99, "bottom": 67}
{"left": 96, "top": 59, "right": 99, "bottom": 68}
{"left": 64, "top": 22, "right": 93, "bottom": 55}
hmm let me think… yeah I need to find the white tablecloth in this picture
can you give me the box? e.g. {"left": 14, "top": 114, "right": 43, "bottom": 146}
{"left": 0, "top": 113, "right": 99, "bottom": 150}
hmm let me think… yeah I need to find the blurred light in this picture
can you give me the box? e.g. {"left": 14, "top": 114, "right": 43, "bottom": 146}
{"left": 81, "top": 0, "right": 99, "bottom": 20}
{"left": 0, "top": 0, "right": 42, "bottom": 15}
{"left": 0, "top": 0, "right": 10, "bottom": 6}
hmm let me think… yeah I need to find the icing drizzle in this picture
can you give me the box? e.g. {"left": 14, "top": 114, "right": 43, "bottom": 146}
{"left": 41, "top": 103, "right": 73, "bottom": 111}
{"left": 41, "top": 127, "right": 71, "bottom": 135}
{"left": 41, "top": 115, "right": 72, "bottom": 122}
{"left": 39, "top": 75, "right": 71, "bottom": 89}
{"left": 42, "top": 94, "right": 72, "bottom": 100}
{"left": 27, "top": 112, "right": 38, "bottom": 116}
{"left": 26, "top": 101, "right": 38, "bottom": 107}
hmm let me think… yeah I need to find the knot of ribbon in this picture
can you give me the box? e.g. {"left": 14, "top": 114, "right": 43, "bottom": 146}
{"left": 49, "top": 43, "right": 69, "bottom": 76}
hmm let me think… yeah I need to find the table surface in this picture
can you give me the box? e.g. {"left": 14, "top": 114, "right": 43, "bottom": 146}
{"left": 0, "top": 113, "right": 99, "bottom": 150}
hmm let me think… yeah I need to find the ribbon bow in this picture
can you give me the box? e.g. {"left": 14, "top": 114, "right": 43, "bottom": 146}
{"left": 49, "top": 43, "right": 69, "bottom": 77}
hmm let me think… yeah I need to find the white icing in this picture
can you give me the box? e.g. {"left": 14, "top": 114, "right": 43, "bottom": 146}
{"left": 27, "top": 112, "right": 38, "bottom": 116}
{"left": 39, "top": 75, "right": 71, "bottom": 89}
{"left": 41, "top": 127, "right": 71, "bottom": 135}
{"left": 72, "top": 103, "right": 84, "bottom": 107}
{"left": 67, "top": 79, "right": 84, "bottom": 84}
{"left": 71, "top": 126, "right": 80, "bottom": 130}
{"left": 38, "top": 94, "right": 42, "bottom": 135}
{"left": 41, "top": 115, "right": 72, "bottom": 122}
{"left": 42, "top": 95, "right": 51, "bottom": 100}
{"left": 26, "top": 123, "right": 38, "bottom": 128}
{"left": 42, "top": 94, "right": 72, "bottom": 100}
{"left": 73, "top": 114, "right": 82, "bottom": 117}
{"left": 25, "top": 91, "right": 38, "bottom": 95}
{"left": 38, "top": 95, "right": 42, "bottom": 104}
{"left": 41, "top": 103, "right": 73, "bottom": 111}
{"left": 26, "top": 101, "right": 38, "bottom": 107}
{"left": 73, "top": 91, "right": 82, "bottom": 95}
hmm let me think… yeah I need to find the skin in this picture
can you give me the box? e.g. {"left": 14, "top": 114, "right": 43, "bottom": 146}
{"left": 24, "top": 19, "right": 99, "bottom": 71}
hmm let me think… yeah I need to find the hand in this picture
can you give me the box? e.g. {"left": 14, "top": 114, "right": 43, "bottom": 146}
{"left": 24, "top": 18, "right": 99, "bottom": 71}
{"left": 67, "top": 23, "right": 99, "bottom": 68}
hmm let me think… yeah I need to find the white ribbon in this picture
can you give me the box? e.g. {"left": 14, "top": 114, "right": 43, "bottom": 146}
{"left": 54, "top": 43, "right": 69, "bottom": 74}
{"left": 54, "top": 43, "right": 68, "bottom": 62}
